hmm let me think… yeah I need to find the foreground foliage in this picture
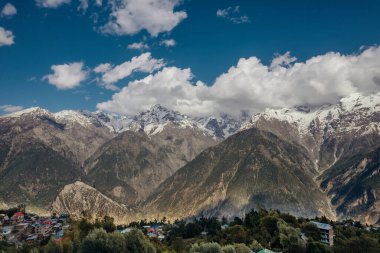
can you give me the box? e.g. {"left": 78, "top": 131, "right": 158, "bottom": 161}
{"left": 1, "top": 209, "right": 380, "bottom": 253}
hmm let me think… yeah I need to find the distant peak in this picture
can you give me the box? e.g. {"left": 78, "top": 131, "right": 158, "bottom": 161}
{"left": 149, "top": 104, "right": 171, "bottom": 112}
{"left": 2, "top": 106, "right": 51, "bottom": 118}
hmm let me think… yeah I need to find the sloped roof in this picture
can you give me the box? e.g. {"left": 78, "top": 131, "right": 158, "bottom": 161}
{"left": 311, "top": 221, "right": 333, "bottom": 230}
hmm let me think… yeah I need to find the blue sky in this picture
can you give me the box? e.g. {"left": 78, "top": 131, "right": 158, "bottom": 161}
{"left": 1, "top": 0, "right": 380, "bottom": 116}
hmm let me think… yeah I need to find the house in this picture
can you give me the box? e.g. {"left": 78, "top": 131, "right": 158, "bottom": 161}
{"left": 1, "top": 226, "right": 13, "bottom": 239}
{"left": 257, "top": 249, "right": 279, "bottom": 253}
{"left": 34, "top": 224, "right": 52, "bottom": 237}
{"left": 119, "top": 228, "right": 133, "bottom": 234}
{"left": 12, "top": 212, "right": 24, "bottom": 223}
{"left": 311, "top": 221, "right": 334, "bottom": 246}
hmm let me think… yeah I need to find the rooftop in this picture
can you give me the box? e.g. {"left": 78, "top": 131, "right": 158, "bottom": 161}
{"left": 311, "top": 221, "right": 333, "bottom": 230}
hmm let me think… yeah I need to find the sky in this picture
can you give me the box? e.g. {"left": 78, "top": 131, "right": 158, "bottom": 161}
{"left": 0, "top": 0, "right": 380, "bottom": 117}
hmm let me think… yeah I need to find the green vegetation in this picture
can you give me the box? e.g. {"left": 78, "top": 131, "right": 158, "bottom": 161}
{"left": 1, "top": 209, "right": 380, "bottom": 253}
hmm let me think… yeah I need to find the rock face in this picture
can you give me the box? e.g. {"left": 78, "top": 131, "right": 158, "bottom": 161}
{"left": 143, "top": 128, "right": 334, "bottom": 221}
{"left": 51, "top": 181, "right": 131, "bottom": 224}
{"left": 241, "top": 93, "right": 380, "bottom": 222}
{"left": 319, "top": 147, "right": 380, "bottom": 224}
{"left": 2, "top": 93, "right": 380, "bottom": 223}
{"left": 90, "top": 104, "right": 246, "bottom": 140}
{"left": 242, "top": 93, "right": 380, "bottom": 170}
{"left": 0, "top": 108, "right": 113, "bottom": 208}
{"left": 85, "top": 127, "right": 218, "bottom": 205}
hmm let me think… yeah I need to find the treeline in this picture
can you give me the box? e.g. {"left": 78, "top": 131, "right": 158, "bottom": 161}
{"left": 1, "top": 209, "right": 380, "bottom": 253}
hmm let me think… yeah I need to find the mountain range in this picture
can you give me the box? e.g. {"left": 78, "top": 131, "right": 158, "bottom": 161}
{"left": 0, "top": 93, "right": 379, "bottom": 224}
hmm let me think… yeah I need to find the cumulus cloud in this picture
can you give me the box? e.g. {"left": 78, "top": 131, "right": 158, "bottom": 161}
{"left": 35, "top": 0, "right": 71, "bottom": 8}
{"left": 97, "top": 46, "right": 380, "bottom": 117}
{"left": 101, "top": 0, "right": 187, "bottom": 37}
{"left": 44, "top": 62, "right": 88, "bottom": 89}
{"left": 216, "top": 6, "right": 250, "bottom": 24}
{"left": 127, "top": 42, "right": 149, "bottom": 51}
{"left": 0, "top": 27, "right": 14, "bottom": 47}
{"left": 1, "top": 3, "right": 17, "bottom": 17}
{"left": 0, "top": 105, "right": 24, "bottom": 113}
{"left": 97, "top": 52, "right": 165, "bottom": 84}
{"left": 97, "top": 67, "right": 209, "bottom": 115}
{"left": 94, "top": 63, "right": 111, "bottom": 73}
{"left": 78, "top": 0, "right": 88, "bottom": 11}
{"left": 160, "top": 39, "right": 176, "bottom": 47}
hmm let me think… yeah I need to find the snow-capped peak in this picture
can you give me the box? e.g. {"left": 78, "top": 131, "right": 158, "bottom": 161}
{"left": 0, "top": 107, "right": 51, "bottom": 118}
{"left": 241, "top": 93, "right": 380, "bottom": 136}
{"left": 54, "top": 110, "right": 94, "bottom": 127}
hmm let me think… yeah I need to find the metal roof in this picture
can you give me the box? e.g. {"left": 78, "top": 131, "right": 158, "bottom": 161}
{"left": 311, "top": 221, "right": 333, "bottom": 230}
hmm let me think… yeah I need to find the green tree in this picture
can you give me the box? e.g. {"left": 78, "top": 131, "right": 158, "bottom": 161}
{"left": 278, "top": 220, "right": 305, "bottom": 253}
{"left": 301, "top": 223, "right": 320, "bottom": 241}
{"left": 79, "top": 228, "right": 126, "bottom": 253}
{"left": 189, "top": 242, "right": 223, "bottom": 253}
{"left": 221, "top": 245, "right": 236, "bottom": 253}
{"left": 125, "top": 229, "right": 156, "bottom": 253}
{"left": 250, "top": 240, "right": 263, "bottom": 252}
{"left": 233, "top": 244, "right": 251, "bottom": 253}
{"left": 44, "top": 240, "right": 63, "bottom": 253}
{"left": 28, "top": 248, "right": 40, "bottom": 253}
{"left": 306, "top": 241, "right": 332, "bottom": 253}
{"left": 62, "top": 240, "right": 73, "bottom": 253}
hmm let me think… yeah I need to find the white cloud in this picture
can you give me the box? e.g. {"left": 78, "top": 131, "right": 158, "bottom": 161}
{"left": 0, "top": 27, "right": 14, "bottom": 47}
{"left": 78, "top": 0, "right": 88, "bottom": 11}
{"left": 270, "top": 51, "right": 297, "bottom": 69}
{"left": 35, "top": 0, "right": 71, "bottom": 8}
{"left": 127, "top": 42, "right": 149, "bottom": 50}
{"left": 216, "top": 6, "right": 250, "bottom": 24}
{"left": 0, "top": 105, "right": 24, "bottom": 113}
{"left": 1, "top": 3, "right": 17, "bottom": 17}
{"left": 44, "top": 62, "right": 88, "bottom": 89}
{"left": 97, "top": 67, "right": 208, "bottom": 115}
{"left": 95, "top": 0, "right": 102, "bottom": 6}
{"left": 101, "top": 0, "right": 187, "bottom": 37}
{"left": 98, "top": 52, "right": 165, "bottom": 84}
{"left": 94, "top": 63, "right": 111, "bottom": 73}
{"left": 97, "top": 46, "right": 380, "bottom": 117}
{"left": 160, "top": 39, "right": 176, "bottom": 47}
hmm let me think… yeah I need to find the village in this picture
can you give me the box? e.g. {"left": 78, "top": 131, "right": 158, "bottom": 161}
{"left": 2, "top": 205, "right": 380, "bottom": 253}
{"left": 0, "top": 206, "right": 166, "bottom": 249}
{"left": 0, "top": 208, "right": 70, "bottom": 248}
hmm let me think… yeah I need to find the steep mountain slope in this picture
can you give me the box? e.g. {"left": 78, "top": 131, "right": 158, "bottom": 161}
{"left": 0, "top": 108, "right": 113, "bottom": 208}
{"left": 319, "top": 147, "right": 380, "bottom": 224}
{"left": 85, "top": 127, "right": 218, "bottom": 205}
{"left": 52, "top": 181, "right": 132, "bottom": 224}
{"left": 143, "top": 128, "right": 334, "bottom": 221}
{"left": 0, "top": 143, "right": 83, "bottom": 208}
{"left": 241, "top": 93, "right": 380, "bottom": 222}
{"left": 0, "top": 108, "right": 114, "bottom": 166}
{"left": 242, "top": 93, "right": 380, "bottom": 170}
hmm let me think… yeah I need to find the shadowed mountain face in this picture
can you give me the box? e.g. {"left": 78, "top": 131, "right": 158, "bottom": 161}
{"left": 0, "top": 143, "right": 83, "bottom": 208}
{"left": 85, "top": 126, "right": 218, "bottom": 205}
{"left": 0, "top": 108, "right": 113, "bottom": 208}
{"left": 142, "top": 128, "right": 334, "bottom": 221}
{"left": 241, "top": 93, "right": 380, "bottom": 222}
{"left": 319, "top": 147, "right": 380, "bottom": 224}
